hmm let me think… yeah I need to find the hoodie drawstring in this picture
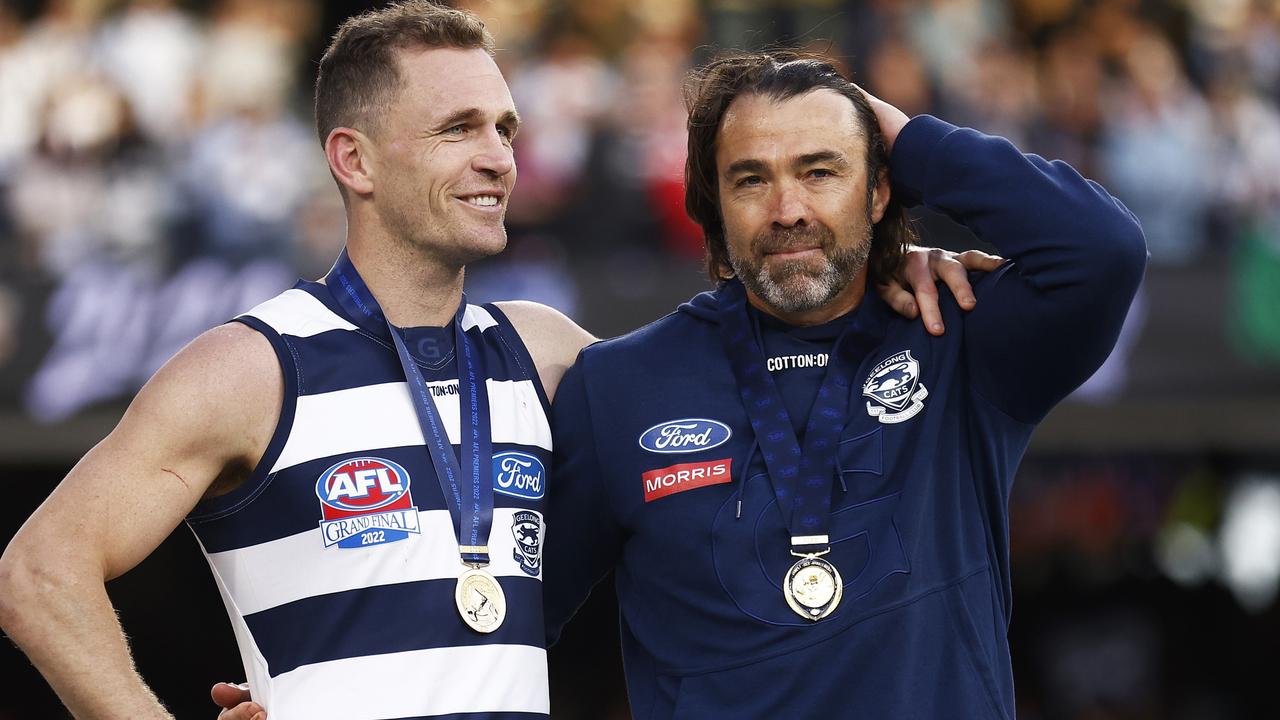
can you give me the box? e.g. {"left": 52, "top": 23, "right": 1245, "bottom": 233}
{"left": 735, "top": 436, "right": 759, "bottom": 519}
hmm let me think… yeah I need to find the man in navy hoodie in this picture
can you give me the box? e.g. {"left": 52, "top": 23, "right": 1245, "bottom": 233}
{"left": 544, "top": 51, "right": 1147, "bottom": 719}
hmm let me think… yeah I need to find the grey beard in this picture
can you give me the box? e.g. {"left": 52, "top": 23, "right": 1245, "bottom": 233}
{"left": 730, "top": 223, "right": 871, "bottom": 315}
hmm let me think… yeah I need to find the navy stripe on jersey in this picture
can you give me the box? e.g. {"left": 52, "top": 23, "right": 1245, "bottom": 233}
{"left": 269, "top": 347, "right": 537, "bottom": 410}
{"left": 190, "top": 316, "right": 300, "bottom": 521}
{"left": 191, "top": 442, "right": 550, "bottom": 553}
{"left": 278, "top": 327, "right": 541, "bottom": 396}
{"left": 484, "top": 304, "right": 552, "bottom": 416}
{"left": 245, "top": 576, "right": 543, "bottom": 677}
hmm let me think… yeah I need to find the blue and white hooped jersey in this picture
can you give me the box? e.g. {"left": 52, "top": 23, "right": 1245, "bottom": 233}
{"left": 186, "top": 281, "right": 552, "bottom": 720}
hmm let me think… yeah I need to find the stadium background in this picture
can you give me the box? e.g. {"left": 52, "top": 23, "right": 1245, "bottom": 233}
{"left": 0, "top": 0, "right": 1278, "bottom": 717}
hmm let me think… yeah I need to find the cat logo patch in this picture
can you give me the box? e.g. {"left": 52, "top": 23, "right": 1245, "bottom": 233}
{"left": 863, "top": 351, "right": 928, "bottom": 424}
{"left": 511, "top": 510, "right": 543, "bottom": 577}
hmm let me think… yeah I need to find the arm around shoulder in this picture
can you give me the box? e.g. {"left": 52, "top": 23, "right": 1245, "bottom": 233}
{"left": 0, "top": 321, "right": 282, "bottom": 719}
{"left": 889, "top": 116, "right": 1148, "bottom": 421}
{"left": 493, "top": 301, "right": 596, "bottom": 402}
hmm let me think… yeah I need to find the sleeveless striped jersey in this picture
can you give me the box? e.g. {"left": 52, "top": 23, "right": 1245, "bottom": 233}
{"left": 186, "top": 280, "right": 552, "bottom": 720}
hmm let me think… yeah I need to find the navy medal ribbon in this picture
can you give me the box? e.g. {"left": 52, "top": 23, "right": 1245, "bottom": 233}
{"left": 327, "top": 249, "right": 494, "bottom": 567}
{"left": 717, "top": 279, "right": 870, "bottom": 557}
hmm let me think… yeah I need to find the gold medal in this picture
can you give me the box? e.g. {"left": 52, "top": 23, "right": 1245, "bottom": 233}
{"left": 455, "top": 566, "right": 506, "bottom": 633}
{"left": 783, "top": 555, "right": 842, "bottom": 621}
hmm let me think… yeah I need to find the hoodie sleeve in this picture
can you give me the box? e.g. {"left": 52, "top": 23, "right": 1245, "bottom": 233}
{"left": 890, "top": 116, "right": 1148, "bottom": 423}
{"left": 542, "top": 352, "right": 626, "bottom": 646}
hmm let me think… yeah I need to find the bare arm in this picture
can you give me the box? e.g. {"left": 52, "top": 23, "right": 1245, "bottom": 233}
{"left": 0, "top": 323, "right": 281, "bottom": 719}
{"left": 493, "top": 301, "right": 596, "bottom": 402}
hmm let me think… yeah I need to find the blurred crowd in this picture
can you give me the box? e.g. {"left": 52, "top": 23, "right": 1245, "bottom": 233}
{"left": 0, "top": 0, "right": 1278, "bottom": 413}
{"left": 0, "top": 0, "right": 328, "bottom": 273}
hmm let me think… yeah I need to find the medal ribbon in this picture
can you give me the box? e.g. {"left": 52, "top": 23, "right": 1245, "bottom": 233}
{"left": 327, "top": 249, "right": 494, "bottom": 566}
{"left": 717, "top": 279, "right": 868, "bottom": 555}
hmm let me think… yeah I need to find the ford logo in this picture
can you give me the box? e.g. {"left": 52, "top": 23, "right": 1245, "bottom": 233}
{"left": 493, "top": 451, "right": 546, "bottom": 500}
{"left": 638, "top": 418, "right": 732, "bottom": 454}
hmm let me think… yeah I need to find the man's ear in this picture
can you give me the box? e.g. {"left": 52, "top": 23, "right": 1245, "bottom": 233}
{"left": 325, "top": 127, "right": 375, "bottom": 197}
{"left": 870, "top": 166, "right": 891, "bottom": 224}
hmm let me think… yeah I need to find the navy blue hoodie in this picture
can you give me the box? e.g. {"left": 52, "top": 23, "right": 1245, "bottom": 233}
{"left": 544, "top": 116, "right": 1147, "bottom": 719}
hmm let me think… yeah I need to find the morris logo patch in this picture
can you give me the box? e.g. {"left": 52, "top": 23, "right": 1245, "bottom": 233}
{"left": 638, "top": 418, "right": 732, "bottom": 454}
{"left": 315, "top": 457, "right": 420, "bottom": 549}
{"left": 511, "top": 510, "right": 543, "bottom": 577}
{"left": 863, "top": 351, "right": 928, "bottom": 424}
{"left": 642, "top": 458, "right": 733, "bottom": 502}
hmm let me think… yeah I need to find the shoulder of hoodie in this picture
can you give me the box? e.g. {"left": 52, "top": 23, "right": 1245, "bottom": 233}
{"left": 577, "top": 289, "right": 720, "bottom": 371}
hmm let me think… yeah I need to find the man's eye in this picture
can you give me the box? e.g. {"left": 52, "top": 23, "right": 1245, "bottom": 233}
{"left": 445, "top": 125, "right": 467, "bottom": 135}
{"left": 809, "top": 168, "right": 833, "bottom": 178}
{"left": 737, "top": 176, "right": 763, "bottom": 187}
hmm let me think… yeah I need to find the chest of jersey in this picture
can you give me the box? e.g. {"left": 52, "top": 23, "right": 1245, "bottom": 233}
{"left": 186, "top": 287, "right": 553, "bottom": 718}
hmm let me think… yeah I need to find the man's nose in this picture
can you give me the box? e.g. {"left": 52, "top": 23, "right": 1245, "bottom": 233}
{"left": 770, "top": 181, "right": 809, "bottom": 228}
{"left": 472, "top": 128, "right": 514, "bottom": 177}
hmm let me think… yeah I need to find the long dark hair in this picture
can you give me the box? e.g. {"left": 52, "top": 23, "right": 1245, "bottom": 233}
{"left": 684, "top": 50, "right": 916, "bottom": 283}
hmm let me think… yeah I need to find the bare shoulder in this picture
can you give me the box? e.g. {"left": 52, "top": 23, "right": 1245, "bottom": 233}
{"left": 132, "top": 322, "right": 280, "bottom": 427}
{"left": 493, "top": 301, "right": 596, "bottom": 401}
{"left": 112, "top": 321, "right": 283, "bottom": 494}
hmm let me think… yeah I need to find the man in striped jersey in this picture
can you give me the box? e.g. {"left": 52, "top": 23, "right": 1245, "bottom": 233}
{"left": 0, "top": 4, "right": 984, "bottom": 719}
{"left": 0, "top": 4, "right": 590, "bottom": 719}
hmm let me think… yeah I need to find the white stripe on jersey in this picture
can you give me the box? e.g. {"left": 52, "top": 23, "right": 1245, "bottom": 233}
{"left": 461, "top": 304, "right": 497, "bottom": 332}
{"left": 241, "top": 288, "right": 497, "bottom": 336}
{"left": 265, "top": 644, "right": 549, "bottom": 720}
{"left": 206, "top": 508, "right": 541, "bottom": 616}
{"left": 193, "top": 532, "right": 277, "bottom": 712}
{"left": 240, "top": 289, "right": 358, "bottom": 337}
{"left": 271, "top": 379, "right": 552, "bottom": 474}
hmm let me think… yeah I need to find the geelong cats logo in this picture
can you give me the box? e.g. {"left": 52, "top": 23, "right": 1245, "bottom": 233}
{"left": 510, "top": 510, "right": 543, "bottom": 577}
{"left": 863, "top": 351, "right": 928, "bottom": 424}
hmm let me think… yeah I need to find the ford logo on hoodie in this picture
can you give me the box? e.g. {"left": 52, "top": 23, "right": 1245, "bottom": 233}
{"left": 638, "top": 418, "right": 732, "bottom": 454}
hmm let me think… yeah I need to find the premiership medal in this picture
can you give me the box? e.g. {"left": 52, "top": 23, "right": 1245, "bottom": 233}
{"left": 455, "top": 565, "right": 506, "bottom": 633}
{"left": 784, "top": 555, "right": 843, "bottom": 621}
{"left": 718, "top": 279, "right": 878, "bottom": 624}
{"left": 328, "top": 250, "right": 501, "bottom": 634}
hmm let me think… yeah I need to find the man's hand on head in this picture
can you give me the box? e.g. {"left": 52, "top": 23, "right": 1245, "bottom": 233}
{"left": 877, "top": 247, "right": 1006, "bottom": 335}
{"left": 212, "top": 682, "right": 263, "bottom": 720}
{"left": 857, "top": 87, "right": 911, "bottom": 153}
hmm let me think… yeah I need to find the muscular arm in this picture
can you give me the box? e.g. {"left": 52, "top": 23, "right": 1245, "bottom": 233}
{"left": 494, "top": 301, "right": 597, "bottom": 401}
{"left": 0, "top": 323, "right": 281, "bottom": 719}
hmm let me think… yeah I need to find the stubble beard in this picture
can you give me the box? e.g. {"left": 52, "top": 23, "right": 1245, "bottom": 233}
{"left": 383, "top": 196, "right": 509, "bottom": 268}
{"left": 729, "top": 218, "right": 872, "bottom": 315}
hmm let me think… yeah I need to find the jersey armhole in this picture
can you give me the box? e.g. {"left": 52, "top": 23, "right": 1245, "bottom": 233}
{"left": 187, "top": 316, "right": 299, "bottom": 522}
{"left": 483, "top": 302, "right": 553, "bottom": 416}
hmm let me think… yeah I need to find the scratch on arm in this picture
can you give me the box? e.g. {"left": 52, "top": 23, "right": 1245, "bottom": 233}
{"left": 160, "top": 467, "right": 190, "bottom": 489}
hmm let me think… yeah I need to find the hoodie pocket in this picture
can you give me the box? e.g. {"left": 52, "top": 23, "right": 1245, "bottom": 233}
{"left": 669, "top": 570, "right": 1011, "bottom": 720}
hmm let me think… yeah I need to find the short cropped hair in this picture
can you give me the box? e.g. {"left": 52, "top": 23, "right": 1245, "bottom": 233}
{"left": 684, "top": 51, "right": 916, "bottom": 283}
{"left": 315, "top": 0, "right": 494, "bottom": 145}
